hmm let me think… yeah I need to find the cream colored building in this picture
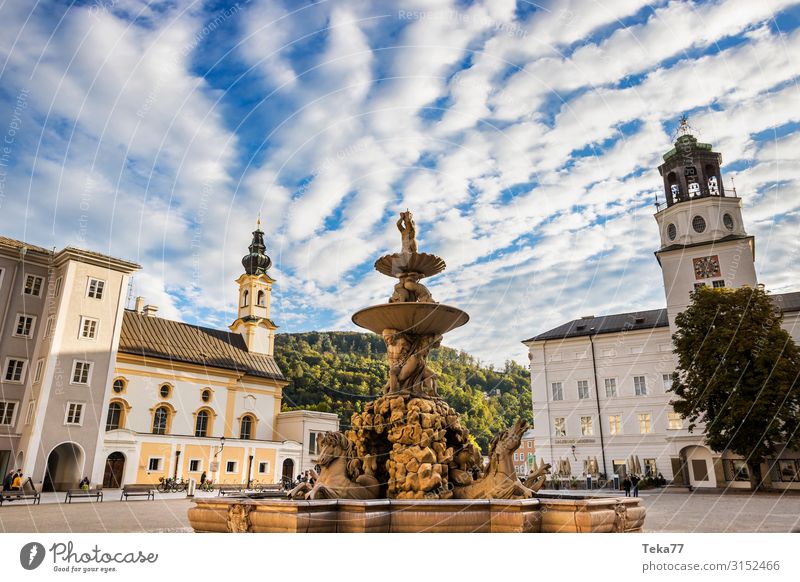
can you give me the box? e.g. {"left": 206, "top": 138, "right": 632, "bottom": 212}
{"left": 524, "top": 130, "right": 800, "bottom": 490}
{"left": 1, "top": 225, "right": 338, "bottom": 490}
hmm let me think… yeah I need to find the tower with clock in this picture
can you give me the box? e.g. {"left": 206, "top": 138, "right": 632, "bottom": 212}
{"left": 653, "top": 118, "right": 758, "bottom": 332}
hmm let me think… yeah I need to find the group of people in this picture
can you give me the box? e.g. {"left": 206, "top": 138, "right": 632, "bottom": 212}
{"left": 294, "top": 471, "right": 316, "bottom": 486}
{"left": 622, "top": 474, "right": 641, "bottom": 497}
{"left": 2, "top": 469, "right": 25, "bottom": 492}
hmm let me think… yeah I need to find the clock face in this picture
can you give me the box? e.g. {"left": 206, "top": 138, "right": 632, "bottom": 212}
{"left": 693, "top": 255, "right": 721, "bottom": 280}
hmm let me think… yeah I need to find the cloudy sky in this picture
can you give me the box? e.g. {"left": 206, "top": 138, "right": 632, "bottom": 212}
{"left": 1, "top": 0, "right": 798, "bottom": 365}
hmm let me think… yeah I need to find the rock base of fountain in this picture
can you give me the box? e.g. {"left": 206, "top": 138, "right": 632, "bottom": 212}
{"left": 349, "top": 394, "right": 472, "bottom": 499}
{"left": 188, "top": 497, "right": 645, "bottom": 533}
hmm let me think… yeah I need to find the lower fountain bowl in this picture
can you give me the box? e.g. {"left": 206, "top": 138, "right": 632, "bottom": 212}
{"left": 352, "top": 302, "right": 469, "bottom": 336}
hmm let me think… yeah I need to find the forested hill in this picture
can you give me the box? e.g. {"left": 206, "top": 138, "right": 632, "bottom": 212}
{"left": 273, "top": 331, "right": 532, "bottom": 452}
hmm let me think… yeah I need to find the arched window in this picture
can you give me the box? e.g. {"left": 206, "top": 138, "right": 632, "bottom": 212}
{"left": 106, "top": 402, "right": 123, "bottom": 431}
{"left": 240, "top": 415, "right": 254, "bottom": 440}
{"left": 257, "top": 290, "right": 265, "bottom": 306}
{"left": 152, "top": 406, "right": 169, "bottom": 435}
{"left": 241, "top": 290, "right": 249, "bottom": 307}
{"left": 195, "top": 410, "right": 209, "bottom": 437}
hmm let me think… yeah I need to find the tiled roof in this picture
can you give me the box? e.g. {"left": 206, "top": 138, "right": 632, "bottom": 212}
{"left": 524, "top": 291, "right": 800, "bottom": 342}
{"left": 524, "top": 308, "right": 668, "bottom": 342}
{"left": 119, "top": 310, "right": 285, "bottom": 381}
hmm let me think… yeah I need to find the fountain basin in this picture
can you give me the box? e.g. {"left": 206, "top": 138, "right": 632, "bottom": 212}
{"left": 352, "top": 302, "right": 469, "bottom": 335}
{"left": 188, "top": 497, "right": 644, "bottom": 533}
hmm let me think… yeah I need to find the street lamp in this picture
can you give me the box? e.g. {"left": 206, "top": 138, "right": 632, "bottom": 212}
{"left": 214, "top": 436, "right": 226, "bottom": 457}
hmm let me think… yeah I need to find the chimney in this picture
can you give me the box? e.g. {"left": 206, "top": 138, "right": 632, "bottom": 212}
{"left": 142, "top": 304, "right": 159, "bottom": 317}
{"left": 134, "top": 296, "right": 145, "bottom": 314}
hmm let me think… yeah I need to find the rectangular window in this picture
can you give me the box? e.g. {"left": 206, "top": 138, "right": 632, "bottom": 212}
{"left": 4, "top": 358, "right": 27, "bottom": 383}
{"left": 554, "top": 417, "right": 566, "bottom": 437}
{"left": 148, "top": 458, "right": 162, "bottom": 472}
{"left": 634, "top": 376, "right": 647, "bottom": 396}
{"left": 71, "top": 360, "right": 92, "bottom": 385}
{"left": 668, "top": 412, "right": 683, "bottom": 430}
{"left": 25, "top": 400, "right": 35, "bottom": 425}
{"left": 580, "top": 416, "right": 593, "bottom": 436}
{"left": 662, "top": 373, "right": 673, "bottom": 391}
{"left": 45, "top": 315, "right": 55, "bottom": 338}
{"left": 87, "top": 278, "right": 105, "bottom": 299}
{"left": 79, "top": 316, "right": 99, "bottom": 340}
{"left": 577, "top": 380, "right": 590, "bottom": 399}
{"left": 604, "top": 378, "right": 617, "bottom": 398}
{"left": 0, "top": 401, "right": 17, "bottom": 426}
{"left": 712, "top": 280, "right": 725, "bottom": 288}
{"left": 188, "top": 460, "right": 201, "bottom": 472}
{"left": 225, "top": 461, "right": 237, "bottom": 473}
{"left": 551, "top": 382, "right": 563, "bottom": 401}
{"left": 644, "top": 458, "right": 657, "bottom": 477}
{"left": 33, "top": 359, "right": 45, "bottom": 384}
{"left": 54, "top": 277, "right": 62, "bottom": 297}
{"left": 14, "top": 314, "right": 36, "bottom": 338}
{"left": 693, "top": 282, "right": 707, "bottom": 291}
{"left": 65, "top": 402, "right": 84, "bottom": 425}
{"left": 258, "top": 462, "right": 270, "bottom": 474}
{"left": 23, "top": 274, "right": 44, "bottom": 296}
{"left": 638, "top": 413, "right": 652, "bottom": 434}
{"left": 608, "top": 415, "right": 622, "bottom": 435}
{"left": 513, "top": 453, "right": 519, "bottom": 461}
{"left": 309, "top": 431, "right": 324, "bottom": 455}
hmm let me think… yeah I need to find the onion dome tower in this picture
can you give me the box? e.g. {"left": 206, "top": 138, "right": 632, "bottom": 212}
{"left": 230, "top": 218, "right": 278, "bottom": 355}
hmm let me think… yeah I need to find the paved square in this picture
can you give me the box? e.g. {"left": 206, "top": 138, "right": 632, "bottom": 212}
{"left": 1, "top": 490, "right": 799, "bottom": 533}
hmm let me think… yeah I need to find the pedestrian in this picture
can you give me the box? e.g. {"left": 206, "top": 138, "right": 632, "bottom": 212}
{"left": 11, "top": 471, "right": 22, "bottom": 491}
{"left": 623, "top": 475, "right": 631, "bottom": 497}
{"left": 631, "top": 474, "right": 640, "bottom": 497}
{"left": 79, "top": 476, "right": 90, "bottom": 490}
{"left": 657, "top": 472, "right": 664, "bottom": 487}
{"left": 200, "top": 471, "right": 207, "bottom": 486}
{"left": 2, "top": 470, "right": 13, "bottom": 491}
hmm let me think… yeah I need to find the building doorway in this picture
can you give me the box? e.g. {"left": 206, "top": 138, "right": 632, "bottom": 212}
{"left": 103, "top": 452, "right": 126, "bottom": 488}
{"left": 680, "top": 445, "right": 717, "bottom": 488}
{"left": 43, "top": 442, "right": 84, "bottom": 492}
{"left": 281, "top": 458, "right": 294, "bottom": 487}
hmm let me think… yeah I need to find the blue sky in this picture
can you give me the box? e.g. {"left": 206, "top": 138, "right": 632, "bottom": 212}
{"left": 1, "top": 0, "right": 799, "bottom": 365}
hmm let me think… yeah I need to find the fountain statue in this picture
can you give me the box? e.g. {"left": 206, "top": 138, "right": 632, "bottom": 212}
{"left": 187, "top": 211, "right": 646, "bottom": 533}
{"left": 285, "top": 210, "right": 536, "bottom": 501}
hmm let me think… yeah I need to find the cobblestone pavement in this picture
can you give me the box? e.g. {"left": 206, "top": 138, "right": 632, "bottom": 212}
{"left": 1, "top": 490, "right": 799, "bottom": 533}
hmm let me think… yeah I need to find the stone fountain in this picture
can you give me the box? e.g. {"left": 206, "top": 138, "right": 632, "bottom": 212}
{"left": 187, "top": 211, "right": 645, "bottom": 533}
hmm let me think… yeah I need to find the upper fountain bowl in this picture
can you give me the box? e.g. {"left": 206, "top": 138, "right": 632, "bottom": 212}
{"left": 374, "top": 252, "right": 446, "bottom": 278}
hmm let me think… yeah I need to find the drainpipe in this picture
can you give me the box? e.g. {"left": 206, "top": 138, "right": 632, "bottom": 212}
{"left": 588, "top": 332, "right": 608, "bottom": 479}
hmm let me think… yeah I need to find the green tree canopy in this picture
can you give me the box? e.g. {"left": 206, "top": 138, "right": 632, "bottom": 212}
{"left": 274, "top": 331, "right": 533, "bottom": 452}
{"left": 670, "top": 286, "right": 800, "bottom": 490}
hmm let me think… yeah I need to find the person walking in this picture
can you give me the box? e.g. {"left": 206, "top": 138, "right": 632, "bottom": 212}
{"left": 631, "top": 474, "right": 640, "bottom": 497}
{"left": 623, "top": 475, "right": 631, "bottom": 497}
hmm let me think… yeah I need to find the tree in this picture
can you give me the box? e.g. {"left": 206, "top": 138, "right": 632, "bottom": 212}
{"left": 670, "top": 286, "right": 800, "bottom": 490}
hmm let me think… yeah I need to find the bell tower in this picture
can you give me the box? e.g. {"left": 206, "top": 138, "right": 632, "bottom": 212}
{"left": 654, "top": 117, "right": 758, "bottom": 331}
{"left": 230, "top": 218, "right": 278, "bottom": 355}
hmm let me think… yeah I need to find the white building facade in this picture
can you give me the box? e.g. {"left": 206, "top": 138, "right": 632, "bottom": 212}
{"left": 524, "top": 129, "right": 800, "bottom": 490}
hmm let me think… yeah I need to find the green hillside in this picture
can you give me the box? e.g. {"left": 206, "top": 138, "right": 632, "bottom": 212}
{"left": 274, "top": 331, "right": 532, "bottom": 452}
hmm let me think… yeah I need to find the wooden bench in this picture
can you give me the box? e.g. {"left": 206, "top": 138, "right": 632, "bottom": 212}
{"left": 0, "top": 480, "right": 41, "bottom": 506}
{"left": 217, "top": 484, "right": 247, "bottom": 496}
{"left": 65, "top": 488, "right": 103, "bottom": 503}
{"left": 120, "top": 484, "right": 155, "bottom": 501}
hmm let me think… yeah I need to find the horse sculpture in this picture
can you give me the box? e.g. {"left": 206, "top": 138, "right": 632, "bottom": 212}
{"left": 452, "top": 418, "right": 535, "bottom": 499}
{"left": 287, "top": 432, "right": 381, "bottom": 500}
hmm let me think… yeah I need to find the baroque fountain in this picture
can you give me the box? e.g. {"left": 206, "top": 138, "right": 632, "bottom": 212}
{"left": 188, "top": 211, "right": 645, "bottom": 533}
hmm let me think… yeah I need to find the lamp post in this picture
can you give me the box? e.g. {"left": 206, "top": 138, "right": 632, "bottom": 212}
{"left": 214, "top": 436, "right": 226, "bottom": 458}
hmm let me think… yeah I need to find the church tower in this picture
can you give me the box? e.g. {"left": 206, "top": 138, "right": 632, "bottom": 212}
{"left": 654, "top": 118, "right": 757, "bottom": 331}
{"left": 230, "top": 219, "right": 278, "bottom": 355}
